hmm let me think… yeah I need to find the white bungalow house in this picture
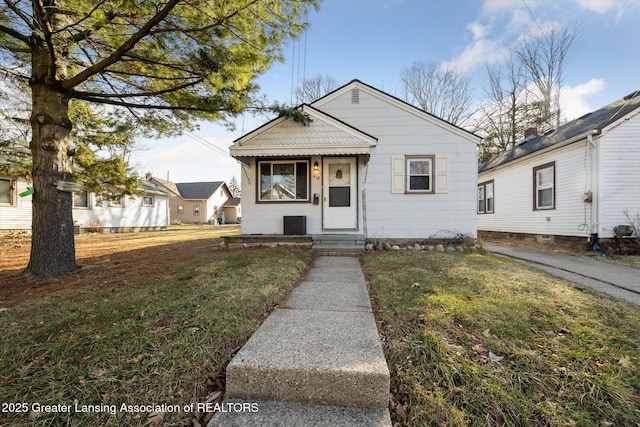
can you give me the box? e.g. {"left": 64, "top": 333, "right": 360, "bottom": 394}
{"left": 477, "top": 90, "right": 640, "bottom": 248}
{"left": 0, "top": 176, "right": 172, "bottom": 232}
{"left": 229, "top": 79, "right": 480, "bottom": 239}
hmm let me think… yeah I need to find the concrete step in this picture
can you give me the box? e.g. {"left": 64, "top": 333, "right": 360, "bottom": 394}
{"left": 207, "top": 256, "right": 391, "bottom": 426}
{"left": 312, "top": 244, "right": 364, "bottom": 255}
{"left": 208, "top": 399, "right": 392, "bottom": 427}
{"left": 223, "top": 308, "right": 389, "bottom": 408}
{"left": 312, "top": 234, "right": 365, "bottom": 241}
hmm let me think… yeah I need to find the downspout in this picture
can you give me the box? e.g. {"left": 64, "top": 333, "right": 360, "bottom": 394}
{"left": 588, "top": 134, "right": 598, "bottom": 243}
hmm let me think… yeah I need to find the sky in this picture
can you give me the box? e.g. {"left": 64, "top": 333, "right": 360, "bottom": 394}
{"left": 131, "top": 0, "right": 640, "bottom": 184}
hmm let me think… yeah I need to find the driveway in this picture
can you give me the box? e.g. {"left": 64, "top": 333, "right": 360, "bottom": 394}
{"left": 483, "top": 242, "right": 640, "bottom": 306}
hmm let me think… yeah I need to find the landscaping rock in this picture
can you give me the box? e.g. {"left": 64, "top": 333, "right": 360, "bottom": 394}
{"left": 456, "top": 246, "right": 464, "bottom": 253}
{"left": 383, "top": 242, "right": 392, "bottom": 251}
{"left": 435, "top": 244, "right": 445, "bottom": 252}
{"left": 414, "top": 243, "right": 422, "bottom": 251}
{"left": 445, "top": 246, "right": 456, "bottom": 253}
{"left": 426, "top": 245, "right": 434, "bottom": 251}
{"left": 391, "top": 245, "right": 400, "bottom": 251}
{"left": 365, "top": 243, "right": 374, "bottom": 251}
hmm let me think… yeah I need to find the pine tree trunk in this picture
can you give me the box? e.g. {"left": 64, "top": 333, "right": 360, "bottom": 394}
{"left": 25, "top": 46, "right": 77, "bottom": 277}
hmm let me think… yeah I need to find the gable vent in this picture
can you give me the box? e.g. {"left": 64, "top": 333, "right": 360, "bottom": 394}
{"left": 351, "top": 88, "right": 359, "bottom": 104}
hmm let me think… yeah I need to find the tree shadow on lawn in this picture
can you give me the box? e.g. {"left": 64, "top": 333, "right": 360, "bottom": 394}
{"left": 0, "top": 237, "right": 230, "bottom": 307}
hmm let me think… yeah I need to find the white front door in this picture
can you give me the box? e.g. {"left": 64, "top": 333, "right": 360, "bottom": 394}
{"left": 323, "top": 157, "right": 357, "bottom": 230}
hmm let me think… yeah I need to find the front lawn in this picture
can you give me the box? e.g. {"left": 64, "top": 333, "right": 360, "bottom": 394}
{"left": 0, "top": 246, "right": 313, "bottom": 426}
{"left": 364, "top": 250, "right": 640, "bottom": 426}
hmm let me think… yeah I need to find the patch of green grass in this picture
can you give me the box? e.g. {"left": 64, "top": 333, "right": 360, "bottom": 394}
{"left": 596, "top": 254, "right": 640, "bottom": 269}
{"left": 0, "top": 247, "right": 313, "bottom": 426}
{"left": 364, "top": 251, "right": 640, "bottom": 426}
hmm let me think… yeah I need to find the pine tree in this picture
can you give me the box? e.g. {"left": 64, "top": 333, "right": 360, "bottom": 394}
{"left": 0, "top": 0, "right": 319, "bottom": 276}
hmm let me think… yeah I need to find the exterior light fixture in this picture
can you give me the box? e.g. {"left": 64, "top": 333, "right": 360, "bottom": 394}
{"left": 335, "top": 169, "right": 342, "bottom": 179}
{"left": 313, "top": 161, "right": 319, "bottom": 171}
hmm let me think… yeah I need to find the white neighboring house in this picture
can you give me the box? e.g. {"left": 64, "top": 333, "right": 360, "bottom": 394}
{"left": 0, "top": 176, "right": 33, "bottom": 230}
{"left": 477, "top": 90, "right": 640, "bottom": 245}
{"left": 0, "top": 177, "right": 172, "bottom": 232}
{"left": 229, "top": 79, "right": 480, "bottom": 239}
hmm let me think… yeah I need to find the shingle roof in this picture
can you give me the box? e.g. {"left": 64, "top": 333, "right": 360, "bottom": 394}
{"left": 479, "top": 90, "right": 640, "bottom": 172}
{"left": 140, "top": 180, "right": 175, "bottom": 196}
{"left": 149, "top": 176, "right": 180, "bottom": 196}
{"left": 223, "top": 197, "right": 241, "bottom": 207}
{"left": 231, "top": 104, "right": 377, "bottom": 158}
{"left": 175, "top": 181, "right": 224, "bottom": 200}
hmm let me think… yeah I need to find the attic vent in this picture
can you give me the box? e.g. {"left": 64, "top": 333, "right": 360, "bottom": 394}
{"left": 351, "top": 88, "right": 359, "bottom": 104}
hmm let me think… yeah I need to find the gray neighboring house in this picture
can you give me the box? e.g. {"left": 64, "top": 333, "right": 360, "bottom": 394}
{"left": 151, "top": 176, "right": 239, "bottom": 224}
{"left": 478, "top": 90, "right": 640, "bottom": 247}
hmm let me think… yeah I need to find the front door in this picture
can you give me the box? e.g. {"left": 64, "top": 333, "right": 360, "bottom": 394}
{"left": 323, "top": 157, "right": 357, "bottom": 230}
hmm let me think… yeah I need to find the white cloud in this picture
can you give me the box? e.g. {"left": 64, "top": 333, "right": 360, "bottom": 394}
{"left": 575, "top": 0, "right": 616, "bottom": 13}
{"left": 443, "top": 38, "right": 508, "bottom": 74}
{"left": 467, "top": 22, "right": 490, "bottom": 40}
{"left": 560, "top": 79, "right": 606, "bottom": 120}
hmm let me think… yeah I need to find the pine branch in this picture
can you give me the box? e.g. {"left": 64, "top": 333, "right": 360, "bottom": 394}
{"left": 63, "top": 0, "right": 182, "bottom": 90}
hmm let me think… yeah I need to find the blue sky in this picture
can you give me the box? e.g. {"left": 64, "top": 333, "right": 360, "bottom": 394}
{"left": 134, "top": 0, "right": 640, "bottom": 184}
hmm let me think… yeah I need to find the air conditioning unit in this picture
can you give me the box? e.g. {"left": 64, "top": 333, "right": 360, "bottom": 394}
{"left": 283, "top": 216, "right": 306, "bottom": 235}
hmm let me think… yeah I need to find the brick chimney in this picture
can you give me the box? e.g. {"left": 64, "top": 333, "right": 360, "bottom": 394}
{"left": 524, "top": 127, "right": 538, "bottom": 139}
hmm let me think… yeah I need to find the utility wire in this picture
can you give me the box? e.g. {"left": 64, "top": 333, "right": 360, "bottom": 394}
{"left": 185, "top": 130, "right": 232, "bottom": 159}
{"left": 521, "top": 0, "right": 544, "bottom": 35}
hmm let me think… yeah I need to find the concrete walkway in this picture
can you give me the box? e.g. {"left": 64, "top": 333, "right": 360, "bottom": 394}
{"left": 208, "top": 256, "right": 392, "bottom": 427}
{"left": 484, "top": 242, "right": 640, "bottom": 306}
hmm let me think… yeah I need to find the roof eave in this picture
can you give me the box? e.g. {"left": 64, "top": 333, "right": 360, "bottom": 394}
{"left": 479, "top": 129, "right": 598, "bottom": 174}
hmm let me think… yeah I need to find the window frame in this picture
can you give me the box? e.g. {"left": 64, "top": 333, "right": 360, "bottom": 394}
{"left": 0, "top": 177, "right": 15, "bottom": 206}
{"left": 72, "top": 191, "right": 90, "bottom": 209}
{"left": 108, "top": 198, "right": 124, "bottom": 208}
{"left": 478, "top": 180, "right": 494, "bottom": 214}
{"left": 177, "top": 204, "right": 184, "bottom": 214}
{"left": 257, "top": 159, "right": 310, "bottom": 203}
{"left": 405, "top": 156, "right": 434, "bottom": 193}
{"left": 533, "top": 162, "right": 555, "bottom": 210}
{"left": 193, "top": 204, "right": 200, "bottom": 216}
{"left": 142, "top": 196, "right": 154, "bottom": 207}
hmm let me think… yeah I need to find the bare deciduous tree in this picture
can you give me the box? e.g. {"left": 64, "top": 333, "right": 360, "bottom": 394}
{"left": 400, "top": 62, "right": 474, "bottom": 127}
{"left": 515, "top": 27, "right": 577, "bottom": 131}
{"left": 475, "top": 56, "right": 528, "bottom": 163}
{"left": 294, "top": 74, "right": 339, "bottom": 104}
{"left": 477, "top": 25, "right": 578, "bottom": 164}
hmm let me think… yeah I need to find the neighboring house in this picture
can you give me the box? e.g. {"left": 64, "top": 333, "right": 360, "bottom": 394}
{"left": 477, "top": 90, "right": 640, "bottom": 245}
{"left": 0, "top": 177, "right": 172, "bottom": 232}
{"left": 0, "top": 176, "right": 33, "bottom": 230}
{"left": 151, "top": 178, "right": 236, "bottom": 224}
{"left": 229, "top": 79, "right": 480, "bottom": 238}
{"left": 222, "top": 197, "right": 242, "bottom": 224}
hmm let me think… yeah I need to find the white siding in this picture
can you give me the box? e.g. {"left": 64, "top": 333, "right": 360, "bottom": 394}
{"left": 478, "top": 140, "right": 594, "bottom": 237}
{"left": 72, "top": 193, "right": 169, "bottom": 230}
{"left": 237, "top": 82, "right": 479, "bottom": 238}
{"left": 319, "top": 87, "right": 478, "bottom": 238}
{"left": 598, "top": 111, "right": 640, "bottom": 238}
{"left": 239, "top": 156, "right": 324, "bottom": 235}
{"left": 0, "top": 177, "right": 32, "bottom": 230}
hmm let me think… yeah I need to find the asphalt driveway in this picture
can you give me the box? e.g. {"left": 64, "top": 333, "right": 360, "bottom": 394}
{"left": 483, "top": 242, "right": 640, "bottom": 306}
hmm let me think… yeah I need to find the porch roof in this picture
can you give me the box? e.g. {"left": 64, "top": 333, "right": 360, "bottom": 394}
{"left": 230, "top": 105, "right": 377, "bottom": 161}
